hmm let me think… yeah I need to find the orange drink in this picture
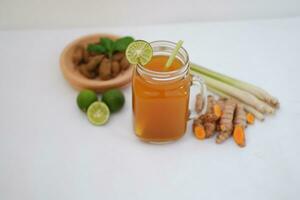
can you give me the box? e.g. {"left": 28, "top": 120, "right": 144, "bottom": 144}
{"left": 132, "top": 41, "right": 206, "bottom": 143}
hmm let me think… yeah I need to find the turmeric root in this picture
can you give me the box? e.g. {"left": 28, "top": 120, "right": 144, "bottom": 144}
{"left": 216, "top": 98, "right": 226, "bottom": 132}
{"left": 216, "top": 98, "right": 226, "bottom": 111}
{"left": 193, "top": 118, "right": 206, "bottom": 140}
{"left": 203, "top": 122, "right": 216, "bottom": 138}
{"left": 246, "top": 113, "right": 255, "bottom": 124}
{"left": 233, "top": 104, "right": 247, "bottom": 147}
{"left": 213, "top": 104, "right": 222, "bottom": 118}
{"left": 202, "top": 95, "right": 220, "bottom": 137}
{"left": 216, "top": 99, "right": 236, "bottom": 144}
{"left": 233, "top": 125, "right": 245, "bottom": 147}
{"left": 234, "top": 104, "right": 247, "bottom": 128}
{"left": 193, "top": 95, "right": 221, "bottom": 139}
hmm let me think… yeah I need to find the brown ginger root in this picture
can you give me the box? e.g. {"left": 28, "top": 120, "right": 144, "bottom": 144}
{"left": 246, "top": 113, "right": 255, "bottom": 124}
{"left": 112, "top": 52, "right": 125, "bottom": 61}
{"left": 82, "top": 48, "right": 91, "bottom": 63}
{"left": 78, "top": 55, "right": 104, "bottom": 79}
{"left": 120, "top": 56, "right": 130, "bottom": 70}
{"left": 79, "top": 66, "right": 97, "bottom": 79}
{"left": 111, "top": 61, "right": 121, "bottom": 77}
{"left": 84, "top": 55, "right": 104, "bottom": 71}
{"left": 72, "top": 45, "right": 84, "bottom": 65}
{"left": 233, "top": 104, "right": 247, "bottom": 147}
{"left": 73, "top": 40, "right": 130, "bottom": 80}
{"left": 99, "top": 58, "right": 112, "bottom": 80}
{"left": 216, "top": 99, "right": 236, "bottom": 144}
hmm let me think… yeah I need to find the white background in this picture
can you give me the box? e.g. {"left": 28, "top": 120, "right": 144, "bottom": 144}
{"left": 1, "top": 17, "right": 300, "bottom": 199}
{"left": 1, "top": 1, "right": 300, "bottom": 200}
{"left": 0, "top": 0, "right": 300, "bottom": 29}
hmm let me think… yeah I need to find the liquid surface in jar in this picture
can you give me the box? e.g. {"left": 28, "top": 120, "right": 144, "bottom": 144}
{"left": 132, "top": 55, "right": 190, "bottom": 142}
{"left": 144, "top": 55, "right": 182, "bottom": 72}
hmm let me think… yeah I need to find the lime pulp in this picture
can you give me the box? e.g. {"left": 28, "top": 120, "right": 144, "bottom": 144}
{"left": 125, "top": 40, "right": 153, "bottom": 65}
{"left": 87, "top": 101, "right": 110, "bottom": 125}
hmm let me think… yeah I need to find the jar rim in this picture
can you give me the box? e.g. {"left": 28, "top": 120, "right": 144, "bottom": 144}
{"left": 136, "top": 40, "right": 189, "bottom": 80}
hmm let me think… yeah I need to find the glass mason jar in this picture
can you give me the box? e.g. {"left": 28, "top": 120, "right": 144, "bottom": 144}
{"left": 132, "top": 41, "right": 207, "bottom": 143}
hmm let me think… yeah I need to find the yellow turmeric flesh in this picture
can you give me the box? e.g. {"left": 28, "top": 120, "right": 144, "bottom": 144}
{"left": 194, "top": 125, "right": 206, "bottom": 140}
{"left": 246, "top": 113, "right": 255, "bottom": 124}
{"left": 233, "top": 125, "right": 246, "bottom": 147}
{"left": 202, "top": 95, "right": 220, "bottom": 138}
{"left": 193, "top": 95, "right": 222, "bottom": 139}
{"left": 215, "top": 99, "right": 226, "bottom": 132}
{"left": 233, "top": 104, "right": 247, "bottom": 147}
{"left": 213, "top": 104, "right": 222, "bottom": 118}
{"left": 216, "top": 99, "right": 236, "bottom": 144}
{"left": 216, "top": 98, "right": 226, "bottom": 111}
{"left": 193, "top": 118, "right": 206, "bottom": 140}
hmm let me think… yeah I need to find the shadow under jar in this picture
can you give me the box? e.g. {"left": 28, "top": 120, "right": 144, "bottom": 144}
{"left": 132, "top": 41, "right": 206, "bottom": 143}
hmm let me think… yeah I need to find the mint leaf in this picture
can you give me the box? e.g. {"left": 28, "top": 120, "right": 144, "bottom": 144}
{"left": 100, "top": 38, "right": 114, "bottom": 57}
{"left": 114, "top": 36, "right": 134, "bottom": 52}
{"left": 87, "top": 44, "right": 106, "bottom": 54}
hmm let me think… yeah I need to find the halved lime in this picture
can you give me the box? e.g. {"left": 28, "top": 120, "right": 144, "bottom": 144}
{"left": 87, "top": 101, "right": 110, "bottom": 125}
{"left": 125, "top": 40, "right": 153, "bottom": 65}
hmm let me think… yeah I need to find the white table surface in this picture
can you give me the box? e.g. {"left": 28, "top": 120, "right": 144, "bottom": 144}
{"left": 1, "top": 17, "right": 300, "bottom": 200}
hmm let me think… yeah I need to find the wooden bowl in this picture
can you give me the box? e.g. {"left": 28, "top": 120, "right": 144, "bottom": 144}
{"left": 60, "top": 34, "right": 133, "bottom": 92}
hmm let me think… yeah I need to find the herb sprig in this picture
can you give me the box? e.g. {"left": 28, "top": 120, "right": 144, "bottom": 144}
{"left": 87, "top": 36, "right": 134, "bottom": 58}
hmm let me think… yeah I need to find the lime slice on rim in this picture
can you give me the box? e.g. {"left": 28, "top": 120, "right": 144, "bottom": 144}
{"left": 125, "top": 40, "right": 153, "bottom": 65}
{"left": 87, "top": 101, "right": 110, "bottom": 125}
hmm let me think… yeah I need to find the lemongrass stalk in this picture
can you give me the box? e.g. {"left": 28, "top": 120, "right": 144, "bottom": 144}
{"left": 190, "top": 63, "right": 279, "bottom": 108}
{"left": 191, "top": 71, "right": 275, "bottom": 114}
{"left": 165, "top": 40, "right": 184, "bottom": 68}
{"left": 208, "top": 86, "right": 265, "bottom": 121}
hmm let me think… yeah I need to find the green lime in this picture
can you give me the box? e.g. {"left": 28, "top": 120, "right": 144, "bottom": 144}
{"left": 77, "top": 89, "right": 98, "bottom": 112}
{"left": 87, "top": 101, "right": 110, "bottom": 125}
{"left": 102, "top": 89, "right": 125, "bottom": 113}
{"left": 125, "top": 40, "right": 153, "bottom": 65}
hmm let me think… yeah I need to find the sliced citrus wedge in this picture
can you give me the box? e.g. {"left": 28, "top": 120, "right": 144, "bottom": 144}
{"left": 125, "top": 40, "right": 153, "bottom": 65}
{"left": 87, "top": 101, "right": 110, "bottom": 125}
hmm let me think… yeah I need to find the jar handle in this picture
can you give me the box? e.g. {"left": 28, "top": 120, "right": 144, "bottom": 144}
{"left": 189, "top": 74, "right": 207, "bottom": 120}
